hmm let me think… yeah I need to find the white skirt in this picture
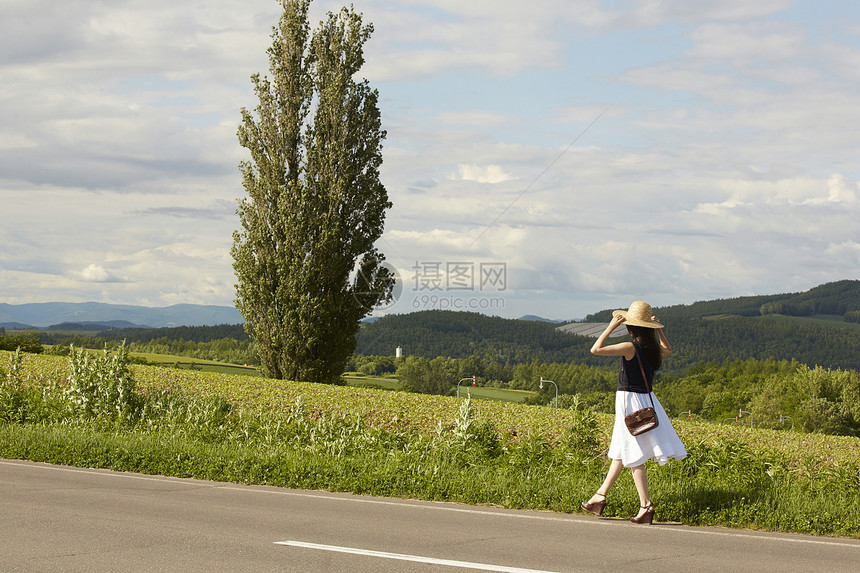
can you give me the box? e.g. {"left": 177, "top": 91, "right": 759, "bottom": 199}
{"left": 608, "top": 391, "right": 687, "bottom": 468}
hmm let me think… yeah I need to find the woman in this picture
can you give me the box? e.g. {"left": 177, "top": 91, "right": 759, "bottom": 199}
{"left": 581, "top": 301, "right": 686, "bottom": 524}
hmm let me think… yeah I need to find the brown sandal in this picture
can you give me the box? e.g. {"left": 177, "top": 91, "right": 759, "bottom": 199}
{"left": 630, "top": 504, "right": 654, "bottom": 525}
{"left": 581, "top": 493, "right": 607, "bottom": 516}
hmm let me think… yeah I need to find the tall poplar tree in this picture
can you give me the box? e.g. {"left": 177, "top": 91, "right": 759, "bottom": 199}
{"left": 232, "top": 0, "right": 393, "bottom": 384}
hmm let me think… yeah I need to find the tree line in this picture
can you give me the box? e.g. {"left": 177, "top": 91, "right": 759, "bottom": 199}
{"left": 655, "top": 358, "right": 860, "bottom": 436}
{"left": 0, "top": 332, "right": 43, "bottom": 354}
{"left": 352, "top": 353, "right": 860, "bottom": 437}
{"left": 20, "top": 324, "right": 255, "bottom": 365}
{"left": 96, "top": 324, "right": 248, "bottom": 344}
{"left": 37, "top": 335, "right": 257, "bottom": 367}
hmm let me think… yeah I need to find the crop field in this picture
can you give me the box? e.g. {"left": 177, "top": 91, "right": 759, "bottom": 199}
{"left": 156, "top": 368, "right": 859, "bottom": 465}
{"left": 11, "top": 353, "right": 860, "bottom": 467}
{"left": 142, "top": 362, "right": 566, "bottom": 440}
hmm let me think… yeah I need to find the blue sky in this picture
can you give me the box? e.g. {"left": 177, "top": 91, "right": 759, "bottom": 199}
{"left": 2, "top": 0, "right": 859, "bottom": 320}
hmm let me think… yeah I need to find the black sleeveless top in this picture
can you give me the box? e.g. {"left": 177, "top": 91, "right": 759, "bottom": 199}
{"left": 617, "top": 341, "right": 655, "bottom": 394}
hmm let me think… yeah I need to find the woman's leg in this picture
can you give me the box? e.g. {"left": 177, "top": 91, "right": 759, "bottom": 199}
{"left": 585, "top": 458, "right": 624, "bottom": 503}
{"left": 630, "top": 464, "right": 652, "bottom": 515}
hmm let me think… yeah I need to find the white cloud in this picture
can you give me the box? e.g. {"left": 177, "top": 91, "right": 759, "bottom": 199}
{"left": 357, "top": 1, "right": 568, "bottom": 81}
{"left": 436, "top": 110, "right": 510, "bottom": 127}
{"left": 824, "top": 241, "right": 860, "bottom": 259}
{"left": 451, "top": 164, "right": 515, "bottom": 184}
{"left": 624, "top": 0, "right": 793, "bottom": 25}
{"left": 74, "top": 264, "right": 115, "bottom": 283}
{"left": 688, "top": 21, "right": 804, "bottom": 61}
{"left": 826, "top": 174, "right": 858, "bottom": 204}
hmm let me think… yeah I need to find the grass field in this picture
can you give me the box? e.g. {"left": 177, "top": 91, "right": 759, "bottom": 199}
{"left": 132, "top": 352, "right": 260, "bottom": 376}
{"left": 3, "top": 351, "right": 860, "bottom": 538}
{"left": 11, "top": 353, "right": 860, "bottom": 465}
{"left": 342, "top": 373, "right": 401, "bottom": 390}
{"left": 43, "top": 349, "right": 533, "bottom": 401}
{"left": 342, "top": 373, "right": 535, "bottom": 403}
{"left": 457, "top": 386, "right": 534, "bottom": 403}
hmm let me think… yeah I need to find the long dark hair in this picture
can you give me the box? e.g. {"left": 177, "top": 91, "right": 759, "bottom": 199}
{"left": 627, "top": 325, "right": 662, "bottom": 371}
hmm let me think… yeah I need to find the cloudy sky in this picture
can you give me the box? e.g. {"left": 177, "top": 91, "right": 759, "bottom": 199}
{"left": 2, "top": 0, "right": 859, "bottom": 320}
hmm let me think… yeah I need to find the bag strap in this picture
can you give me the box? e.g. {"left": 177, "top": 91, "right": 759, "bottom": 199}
{"left": 634, "top": 344, "right": 655, "bottom": 408}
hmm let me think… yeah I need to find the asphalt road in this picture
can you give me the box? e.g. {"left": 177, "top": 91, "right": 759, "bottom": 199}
{"left": 2, "top": 458, "right": 859, "bottom": 572}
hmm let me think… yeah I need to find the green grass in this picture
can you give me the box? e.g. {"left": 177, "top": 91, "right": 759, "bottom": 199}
{"left": 133, "top": 352, "right": 261, "bottom": 376}
{"left": 458, "top": 386, "right": 534, "bottom": 403}
{"left": 342, "top": 373, "right": 401, "bottom": 390}
{"left": 342, "top": 373, "right": 535, "bottom": 403}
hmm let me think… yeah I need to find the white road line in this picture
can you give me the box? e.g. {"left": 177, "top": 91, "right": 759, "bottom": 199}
{"left": 275, "top": 540, "right": 559, "bottom": 573}
{"left": 5, "top": 459, "right": 860, "bottom": 550}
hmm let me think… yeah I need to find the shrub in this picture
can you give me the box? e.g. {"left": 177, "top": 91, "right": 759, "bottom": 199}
{"left": 396, "top": 356, "right": 458, "bottom": 395}
{"left": 65, "top": 343, "right": 143, "bottom": 424}
{"left": 0, "top": 349, "right": 27, "bottom": 422}
{"left": 844, "top": 310, "right": 860, "bottom": 323}
{"left": 562, "top": 395, "right": 603, "bottom": 457}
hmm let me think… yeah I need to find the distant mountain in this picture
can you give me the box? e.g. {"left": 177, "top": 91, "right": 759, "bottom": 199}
{"left": 0, "top": 302, "right": 243, "bottom": 329}
{"left": 356, "top": 310, "right": 581, "bottom": 364}
{"left": 47, "top": 321, "right": 143, "bottom": 331}
{"left": 0, "top": 322, "right": 35, "bottom": 330}
{"left": 517, "top": 315, "right": 567, "bottom": 323}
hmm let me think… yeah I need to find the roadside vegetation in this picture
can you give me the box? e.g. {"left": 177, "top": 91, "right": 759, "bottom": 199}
{"left": 6, "top": 325, "right": 860, "bottom": 437}
{"left": 2, "top": 349, "right": 859, "bottom": 538}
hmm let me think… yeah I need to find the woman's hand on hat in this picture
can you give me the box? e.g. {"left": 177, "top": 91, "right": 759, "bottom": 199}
{"left": 651, "top": 315, "right": 661, "bottom": 324}
{"left": 610, "top": 313, "right": 626, "bottom": 327}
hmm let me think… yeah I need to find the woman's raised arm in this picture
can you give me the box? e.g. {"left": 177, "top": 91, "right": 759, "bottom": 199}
{"left": 590, "top": 313, "right": 635, "bottom": 359}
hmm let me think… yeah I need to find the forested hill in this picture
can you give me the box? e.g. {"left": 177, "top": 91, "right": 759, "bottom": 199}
{"left": 97, "top": 323, "right": 250, "bottom": 343}
{"left": 355, "top": 310, "right": 579, "bottom": 364}
{"left": 587, "top": 279, "right": 860, "bottom": 322}
{"left": 34, "top": 323, "right": 249, "bottom": 345}
{"left": 356, "top": 280, "right": 860, "bottom": 373}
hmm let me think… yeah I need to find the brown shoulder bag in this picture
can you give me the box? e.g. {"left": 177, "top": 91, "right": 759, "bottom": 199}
{"left": 624, "top": 348, "right": 660, "bottom": 436}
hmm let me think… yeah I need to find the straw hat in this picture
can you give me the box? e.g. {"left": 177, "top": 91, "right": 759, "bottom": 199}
{"left": 614, "top": 301, "right": 663, "bottom": 329}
